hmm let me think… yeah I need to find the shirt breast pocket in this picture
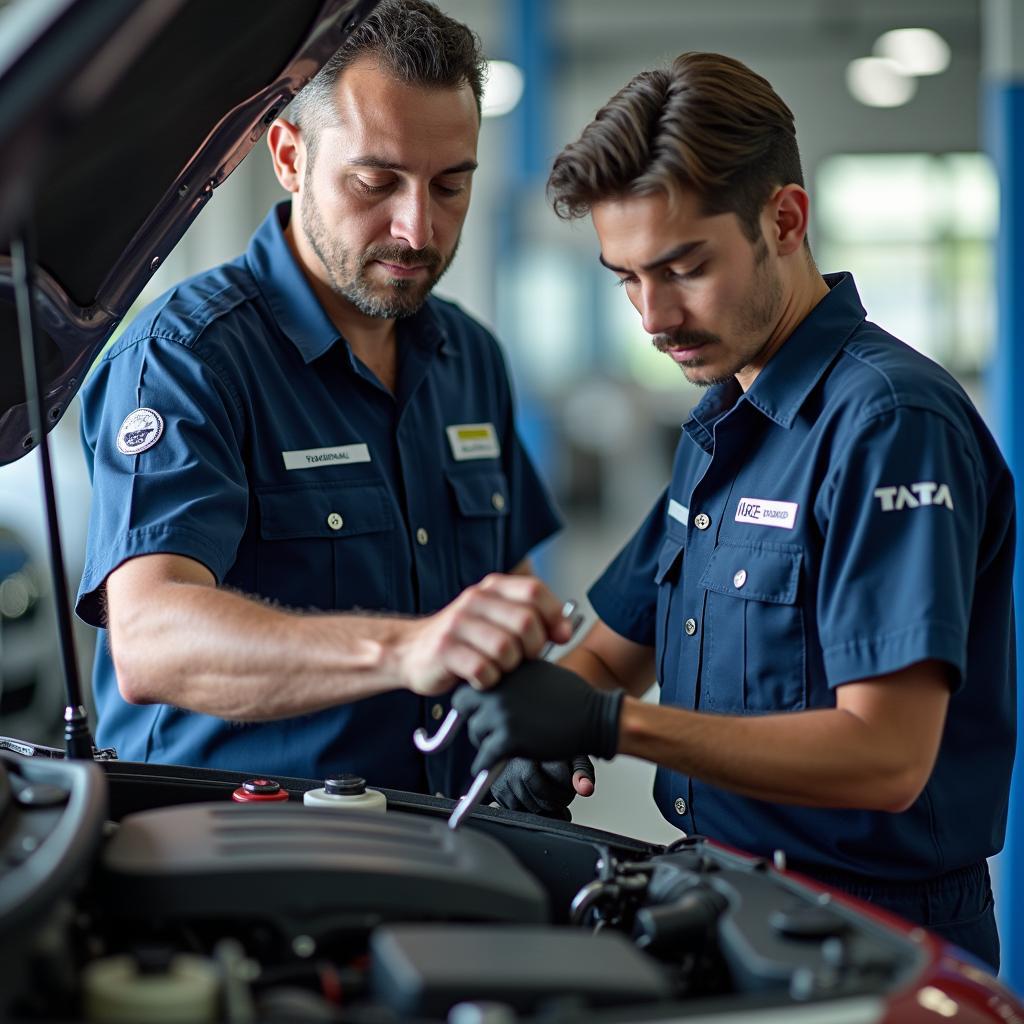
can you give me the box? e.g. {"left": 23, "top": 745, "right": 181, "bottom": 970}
{"left": 446, "top": 469, "right": 509, "bottom": 587}
{"left": 256, "top": 481, "right": 395, "bottom": 612}
{"left": 654, "top": 529, "right": 686, "bottom": 691}
{"left": 699, "top": 542, "right": 806, "bottom": 712}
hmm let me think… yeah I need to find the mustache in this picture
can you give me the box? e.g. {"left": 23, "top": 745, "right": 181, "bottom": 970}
{"left": 362, "top": 244, "right": 443, "bottom": 272}
{"left": 652, "top": 329, "right": 720, "bottom": 353}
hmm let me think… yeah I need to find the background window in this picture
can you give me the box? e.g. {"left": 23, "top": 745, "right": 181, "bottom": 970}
{"left": 816, "top": 153, "right": 997, "bottom": 378}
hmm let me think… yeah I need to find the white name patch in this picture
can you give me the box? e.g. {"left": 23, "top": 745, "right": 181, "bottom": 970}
{"left": 117, "top": 408, "right": 164, "bottom": 455}
{"left": 735, "top": 496, "right": 798, "bottom": 530}
{"left": 668, "top": 499, "right": 689, "bottom": 525}
{"left": 282, "top": 444, "right": 371, "bottom": 471}
{"left": 447, "top": 422, "right": 500, "bottom": 461}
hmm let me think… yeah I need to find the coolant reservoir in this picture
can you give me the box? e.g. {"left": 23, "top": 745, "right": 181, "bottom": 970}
{"left": 303, "top": 773, "right": 387, "bottom": 811}
{"left": 82, "top": 952, "right": 219, "bottom": 1023}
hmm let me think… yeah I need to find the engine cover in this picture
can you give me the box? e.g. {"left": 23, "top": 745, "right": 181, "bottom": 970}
{"left": 371, "top": 925, "right": 673, "bottom": 1017}
{"left": 101, "top": 803, "right": 547, "bottom": 935}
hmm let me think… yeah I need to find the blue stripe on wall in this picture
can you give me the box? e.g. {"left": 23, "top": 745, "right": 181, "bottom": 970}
{"left": 985, "top": 80, "right": 1024, "bottom": 994}
{"left": 498, "top": 0, "right": 558, "bottom": 579}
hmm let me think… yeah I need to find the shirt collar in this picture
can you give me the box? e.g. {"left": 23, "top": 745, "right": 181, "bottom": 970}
{"left": 685, "top": 271, "right": 867, "bottom": 448}
{"left": 744, "top": 271, "right": 866, "bottom": 427}
{"left": 244, "top": 201, "right": 453, "bottom": 366}
{"left": 245, "top": 202, "right": 341, "bottom": 364}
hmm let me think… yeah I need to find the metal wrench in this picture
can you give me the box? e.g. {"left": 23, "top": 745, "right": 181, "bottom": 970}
{"left": 411, "top": 600, "right": 585, "bottom": 830}
{"left": 446, "top": 599, "right": 585, "bottom": 830}
{"left": 412, "top": 599, "right": 583, "bottom": 755}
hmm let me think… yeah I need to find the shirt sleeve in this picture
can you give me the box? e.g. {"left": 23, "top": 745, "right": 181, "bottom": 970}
{"left": 76, "top": 336, "right": 248, "bottom": 627}
{"left": 587, "top": 488, "right": 670, "bottom": 644}
{"left": 813, "top": 405, "right": 983, "bottom": 690}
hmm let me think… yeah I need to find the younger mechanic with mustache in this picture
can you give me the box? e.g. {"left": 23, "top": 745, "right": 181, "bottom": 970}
{"left": 75, "top": 0, "right": 585, "bottom": 811}
{"left": 453, "top": 52, "right": 1015, "bottom": 969}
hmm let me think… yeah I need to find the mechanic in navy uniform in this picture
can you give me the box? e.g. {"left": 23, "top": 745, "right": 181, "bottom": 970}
{"left": 451, "top": 52, "right": 1015, "bottom": 969}
{"left": 74, "top": 1, "right": 585, "bottom": 808}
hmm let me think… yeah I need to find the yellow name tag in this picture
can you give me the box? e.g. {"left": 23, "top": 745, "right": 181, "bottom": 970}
{"left": 446, "top": 422, "right": 500, "bottom": 461}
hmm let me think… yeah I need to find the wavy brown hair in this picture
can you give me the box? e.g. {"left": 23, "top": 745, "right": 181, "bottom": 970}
{"left": 547, "top": 52, "right": 803, "bottom": 241}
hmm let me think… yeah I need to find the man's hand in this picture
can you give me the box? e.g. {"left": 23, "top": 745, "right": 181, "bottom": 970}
{"left": 490, "top": 756, "right": 596, "bottom": 820}
{"left": 396, "top": 574, "right": 572, "bottom": 697}
{"left": 451, "top": 661, "right": 624, "bottom": 774}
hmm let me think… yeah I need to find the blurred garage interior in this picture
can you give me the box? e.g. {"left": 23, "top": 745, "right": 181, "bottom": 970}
{"left": 0, "top": 0, "right": 1020, "bottom": 992}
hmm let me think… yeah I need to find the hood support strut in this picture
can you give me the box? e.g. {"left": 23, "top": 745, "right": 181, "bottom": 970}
{"left": 11, "top": 221, "right": 96, "bottom": 760}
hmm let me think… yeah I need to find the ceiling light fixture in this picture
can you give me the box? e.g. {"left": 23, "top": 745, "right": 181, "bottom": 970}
{"left": 482, "top": 60, "right": 524, "bottom": 118}
{"left": 874, "top": 28, "right": 951, "bottom": 76}
{"left": 846, "top": 56, "right": 917, "bottom": 108}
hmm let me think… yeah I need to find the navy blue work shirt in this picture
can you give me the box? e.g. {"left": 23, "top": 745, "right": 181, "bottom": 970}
{"left": 590, "top": 273, "right": 1016, "bottom": 880}
{"left": 76, "top": 203, "right": 561, "bottom": 796}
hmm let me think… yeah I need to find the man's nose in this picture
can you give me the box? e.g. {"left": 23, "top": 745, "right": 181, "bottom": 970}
{"left": 639, "top": 283, "right": 684, "bottom": 336}
{"left": 390, "top": 185, "right": 434, "bottom": 252}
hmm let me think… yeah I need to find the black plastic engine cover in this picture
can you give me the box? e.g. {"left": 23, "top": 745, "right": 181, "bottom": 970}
{"left": 100, "top": 802, "right": 548, "bottom": 935}
{"left": 371, "top": 924, "right": 673, "bottom": 1017}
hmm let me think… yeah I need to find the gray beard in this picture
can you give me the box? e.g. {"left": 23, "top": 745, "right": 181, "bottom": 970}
{"left": 300, "top": 191, "right": 456, "bottom": 320}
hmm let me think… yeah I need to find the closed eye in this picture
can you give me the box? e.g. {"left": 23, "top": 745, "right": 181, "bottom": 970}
{"left": 614, "top": 264, "right": 704, "bottom": 287}
{"left": 669, "top": 264, "right": 705, "bottom": 281}
{"left": 354, "top": 176, "right": 394, "bottom": 195}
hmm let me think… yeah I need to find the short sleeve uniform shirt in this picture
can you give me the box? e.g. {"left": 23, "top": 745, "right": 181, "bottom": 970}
{"left": 589, "top": 273, "right": 1016, "bottom": 880}
{"left": 76, "top": 203, "right": 561, "bottom": 795}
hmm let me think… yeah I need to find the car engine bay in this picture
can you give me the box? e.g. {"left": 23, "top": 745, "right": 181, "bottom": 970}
{"left": 0, "top": 748, "right": 931, "bottom": 1023}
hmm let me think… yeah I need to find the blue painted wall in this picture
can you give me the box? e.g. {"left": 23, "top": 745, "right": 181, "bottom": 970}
{"left": 986, "top": 79, "right": 1024, "bottom": 993}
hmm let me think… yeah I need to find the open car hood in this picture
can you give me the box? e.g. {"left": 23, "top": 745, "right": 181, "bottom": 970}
{"left": 0, "top": 0, "right": 379, "bottom": 466}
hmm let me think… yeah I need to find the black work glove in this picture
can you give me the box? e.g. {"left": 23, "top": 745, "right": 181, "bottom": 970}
{"left": 451, "top": 660, "right": 624, "bottom": 775}
{"left": 490, "top": 755, "right": 596, "bottom": 820}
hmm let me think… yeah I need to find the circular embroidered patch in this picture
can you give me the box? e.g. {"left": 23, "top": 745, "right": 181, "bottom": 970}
{"left": 116, "top": 408, "right": 164, "bottom": 455}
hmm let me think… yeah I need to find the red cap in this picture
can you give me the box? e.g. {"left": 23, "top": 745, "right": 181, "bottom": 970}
{"left": 231, "top": 778, "right": 290, "bottom": 802}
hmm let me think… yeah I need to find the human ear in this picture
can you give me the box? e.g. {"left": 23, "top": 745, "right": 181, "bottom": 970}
{"left": 266, "top": 119, "right": 305, "bottom": 194}
{"left": 766, "top": 184, "right": 810, "bottom": 256}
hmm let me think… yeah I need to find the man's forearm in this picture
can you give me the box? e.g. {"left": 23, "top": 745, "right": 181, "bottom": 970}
{"left": 618, "top": 699, "right": 925, "bottom": 812}
{"left": 559, "top": 646, "right": 623, "bottom": 692}
{"left": 559, "top": 620, "right": 656, "bottom": 697}
{"left": 110, "top": 581, "right": 413, "bottom": 719}
{"left": 107, "top": 562, "right": 574, "bottom": 720}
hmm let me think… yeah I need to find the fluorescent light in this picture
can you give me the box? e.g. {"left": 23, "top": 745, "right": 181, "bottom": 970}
{"left": 482, "top": 60, "right": 524, "bottom": 118}
{"left": 874, "top": 28, "right": 951, "bottom": 76}
{"left": 846, "top": 57, "right": 917, "bottom": 108}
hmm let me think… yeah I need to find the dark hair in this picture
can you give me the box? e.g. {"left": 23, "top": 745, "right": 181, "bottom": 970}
{"left": 547, "top": 52, "right": 803, "bottom": 241}
{"left": 289, "top": 0, "right": 486, "bottom": 159}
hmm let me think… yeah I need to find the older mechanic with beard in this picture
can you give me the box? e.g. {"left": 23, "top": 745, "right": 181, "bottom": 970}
{"left": 452, "top": 52, "right": 1015, "bottom": 970}
{"left": 74, "top": 0, "right": 586, "bottom": 811}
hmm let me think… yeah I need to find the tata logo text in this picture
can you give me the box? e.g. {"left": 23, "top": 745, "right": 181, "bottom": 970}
{"left": 873, "top": 482, "right": 953, "bottom": 512}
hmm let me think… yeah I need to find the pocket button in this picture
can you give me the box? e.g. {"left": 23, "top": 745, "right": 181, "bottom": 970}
{"left": 733, "top": 569, "right": 747, "bottom": 589}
